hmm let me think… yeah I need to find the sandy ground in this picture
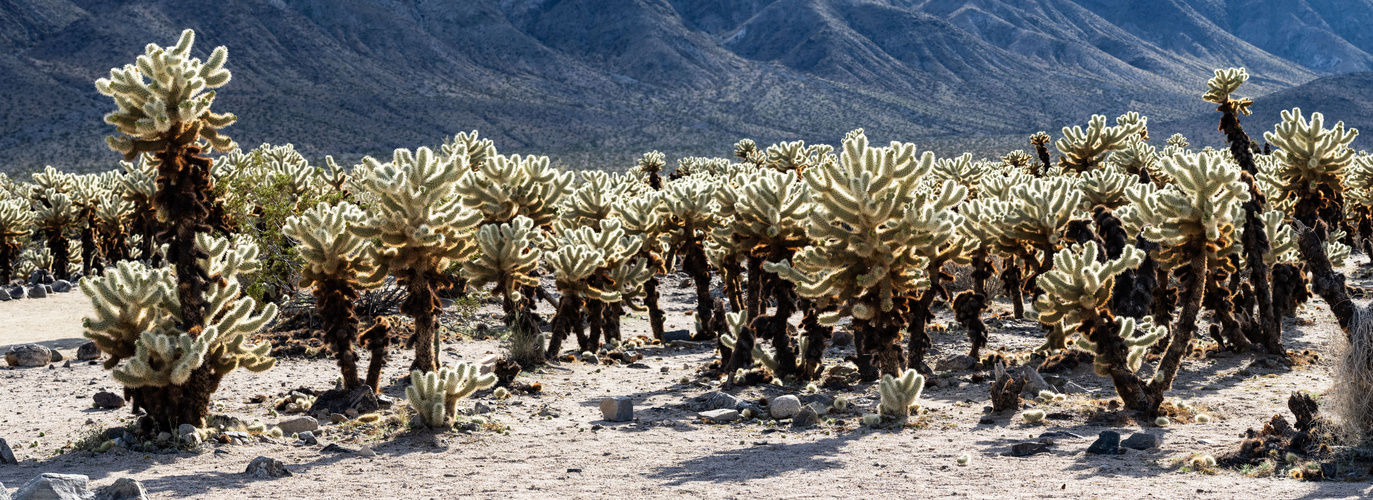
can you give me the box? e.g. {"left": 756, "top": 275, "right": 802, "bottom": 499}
{"left": 1, "top": 274, "right": 1372, "bottom": 499}
{"left": 0, "top": 289, "right": 95, "bottom": 353}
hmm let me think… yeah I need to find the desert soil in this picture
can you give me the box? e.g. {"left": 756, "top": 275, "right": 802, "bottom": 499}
{"left": 1, "top": 273, "right": 1371, "bottom": 499}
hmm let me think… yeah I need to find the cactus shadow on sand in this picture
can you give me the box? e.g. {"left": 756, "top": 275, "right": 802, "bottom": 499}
{"left": 646, "top": 433, "right": 861, "bottom": 486}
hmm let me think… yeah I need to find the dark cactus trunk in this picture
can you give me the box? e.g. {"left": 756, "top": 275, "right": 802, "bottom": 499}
{"left": 360, "top": 318, "right": 392, "bottom": 394}
{"left": 398, "top": 270, "right": 446, "bottom": 374}
{"left": 318, "top": 277, "right": 362, "bottom": 389}
{"left": 798, "top": 299, "right": 831, "bottom": 379}
{"left": 683, "top": 242, "right": 714, "bottom": 340}
{"left": 644, "top": 277, "right": 665, "bottom": 341}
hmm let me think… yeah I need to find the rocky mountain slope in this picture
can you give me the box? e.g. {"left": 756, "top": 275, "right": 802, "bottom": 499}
{"left": 0, "top": 0, "right": 1369, "bottom": 171}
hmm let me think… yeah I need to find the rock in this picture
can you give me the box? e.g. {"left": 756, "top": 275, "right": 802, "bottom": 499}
{"left": 806, "top": 402, "right": 829, "bottom": 416}
{"left": 357, "top": 445, "right": 376, "bottom": 458}
{"left": 375, "top": 394, "right": 394, "bottom": 410}
{"left": 306, "top": 385, "right": 379, "bottom": 416}
{"left": 1087, "top": 430, "right": 1121, "bottom": 455}
{"left": 800, "top": 394, "right": 834, "bottom": 408}
{"left": 75, "top": 343, "right": 101, "bottom": 362}
{"left": 11, "top": 473, "right": 89, "bottom": 500}
{"left": 703, "top": 392, "right": 744, "bottom": 411}
{"left": 1060, "top": 382, "right": 1090, "bottom": 394}
{"left": 473, "top": 402, "right": 493, "bottom": 414}
{"left": 769, "top": 395, "right": 802, "bottom": 419}
{"left": 599, "top": 397, "right": 633, "bottom": 422}
{"left": 49, "top": 350, "right": 62, "bottom": 363}
{"left": 330, "top": 413, "right": 347, "bottom": 424}
{"left": 26, "top": 286, "right": 45, "bottom": 299}
{"left": 831, "top": 330, "right": 854, "bottom": 346}
{"left": 27, "top": 270, "right": 47, "bottom": 286}
{"left": 275, "top": 416, "right": 319, "bottom": 434}
{"left": 43, "top": 285, "right": 52, "bottom": 294}
{"left": 51, "top": 280, "right": 71, "bottom": 293}
{"left": 321, "top": 444, "right": 356, "bottom": 454}
{"left": 0, "top": 438, "right": 16, "bottom": 464}
{"left": 0, "top": 290, "right": 8, "bottom": 301}
{"left": 244, "top": 456, "right": 292, "bottom": 478}
{"left": 92, "top": 478, "right": 147, "bottom": 500}
{"left": 698, "top": 409, "right": 739, "bottom": 423}
{"left": 1121, "top": 432, "right": 1160, "bottom": 450}
{"left": 7, "top": 286, "right": 23, "bottom": 300}
{"left": 296, "top": 431, "right": 318, "bottom": 446}
{"left": 5, "top": 344, "right": 52, "bottom": 368}
{"left": 936, "top": 354, "right": 978, "bottom": 372}
{"left": 662, "top": 330, "right": 692, "bottom": 342}
{"left": 791, "top": 407, "right": 821, "bottom": 428}
{"left": 92, "top": 392, "right": 125, "bottom": 409}
{"left": 1010, "top": 442, "right": 1051, "bottom": 457}
{"left": 476, "top": 354, "right": 500, "bottom": 375}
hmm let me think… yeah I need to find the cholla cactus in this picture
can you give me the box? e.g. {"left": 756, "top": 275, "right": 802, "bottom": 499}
{"left": 996, "top": 176, "right": 1083, "bottom": 310}
{"left": 632, "top": 151, "right": 666, "bottom": 190}
{"left": 18, "top": 246, "right": 52, "bottom": 277}
{"left": 95, "top": 29, "right": 236, "bottom": 159}
{"left": 405, "top": 363, "right": 496, "bottom": 428}
{"left": 733, "top": 139, "right": 764, "bottom": 167}
{"left": 442, "top": 130, "right": 495, "bottom": 172}
{"left": 354, "top": 146, "right": 483, "bottom": 373}
{"left": 457, "top": 153, "right": 574, "bottom": 228}
{"left": 764, "top": 140, "right": 831, "bottom": 176}
{"left": 544, "top": 219, "right": 648, "bottom": 354}
{"left": 95, "top": 194, "right": 133, "bottom": 264}
{"left": 0, "top": 199, "right": 32, "bottom": 284}
{"left": 661, "top": 176, "right": 719, "bottom": 338}
{"left": 1108, "top": 139, "right": 1164, "bottom": 185}
{"left": 878, "top": 369, "right": 925, "bottom": 417}
{"left": 70, "top": 174, "right": 112, "bottom": 276}
{"left": 1116, "top": 111, "right": 1150, "bottom": 142}
{"left": 1032, "top": 240, "right": 1144, "bottom": 349}
{"left": 81, "top": 233, "right": 276, "bottom": 429}
{"left": 1264, "top": 108, "right": 1359, "bottom": 228}
{"left": 32, "top": 188, "right": 77, "bottom": 280}
{"left": 1029, "top": 132, "right": 1052, "bottom": 175}
{"left": 1055, "top": 115, "right": 1146, "bottom": 173}
{"left": 1002, "top": 150, "right": 1033, "bottom": 172}
{"left": 283, "top": 202, "right": 381, "bottom": 390}
{"left": 615, "top": 194, "right": 670, "bottom": 340}
{"left": 767, "top": 130, "right": 953, "bottom": 379}
{"left": 1078, "top": 168, "right": 1131, "bottom": 210}
{"left": 461, "top": 217, "right": 546, "bottom": 366}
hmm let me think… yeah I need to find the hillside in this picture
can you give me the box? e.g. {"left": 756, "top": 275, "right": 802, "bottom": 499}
{"left": 0, "top": 0, "right": 1369, "bottom": 172}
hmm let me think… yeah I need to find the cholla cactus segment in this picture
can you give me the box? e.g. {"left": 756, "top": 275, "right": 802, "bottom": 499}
{"left": 354, "top": 146, "right": 482, "bottom": 279}
{"left": 1056, "top": 115, "right": 1146, "bottom": 172}
{"left": 719, "top": 310, "right": 745, "bottom": 351}
{"left": 545, "top": 244, "right": 615, "bottom": 301}
{"left": 1075, "top": 316, "right": 1167, "bottom": 376}
{"left": 461, "top": 216, "right": 543, "bottom": 295}
{"left": 764, "top": 140, "right": 832, "bottom": 173}
{"left": 1116, "top": 111, "right": 1150, "bottom": 141}
{"left": 1078, "top": 168, "right": 1131, "bottom": 209}
{"left": 1202, "top": 68, "right": 1254, "bottom": 116}
{"left": 95, "top": 29, "right": 237, "bottom": 158}
{"left": 998, "top": 177, "right": 1083, "bottom": 251}
{"left": 405, "top": 363, "right": 497, "bottom": 427}
{"left": 443, "top": 130, "right": 496, "bottom": 171}
{"left": 675, "top": 156, "right": 733, "bottom": 177}
{"left": 31, "top": 165, "right": 74, "bottom": 195}
{"left": 560, "top": 171, "right": 644, "bottom": 230}
{"left": 1166, "top": 134, "right": 1190, "bottom": 150}
{"left": 0, "top": 199, "right": 32, "bottom": 241}
{"left": 711, "top": 168, "right": 811, "bottom": 258}
{"left": 20, "top": 246, "right": 54, "bottom": 273}
{"left": 282, "top": 202, "right": 379, "bottom": 290}
{"left": 1139, "top": 152, "right": 1250, "bottom": 269}
{"left": 33, "top": 189, "right": 76, "bottom": 229}
{"left": 766, "top": 131, "right": 950, "bottom": 324}
{"left": 1031, "top": 241, "right": 1144, "bottom": 335}
{"left": 457, "top": 153, "right": 573, "bottom": 228}
{"left": 1263, "top": 108, "right": 1358, "bottom": 203}
{"left": 1002, "top": 150, "right": 1033, "bottom": 171}
{"left": 931, "top": 153, "right": 991, "bottom": 196}
{"left": 81, "top": 233, "right": 276, "bottom": 387}
{"left": 878, "top": 369, "right": 925, "bottom": 417}
{"left": 1260, "top": 210, "right": 1298, "bottom": 264}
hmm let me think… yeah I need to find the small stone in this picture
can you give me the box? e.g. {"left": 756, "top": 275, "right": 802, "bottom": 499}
{"left": 75, "top": 342, "right": 100, "bottom": 362}
{"left": 155, "top": 432, "right": 172, "bottom": 444}
{"left": 275, "top": 416, "right": 319, "bottom": 434}
{"left": 662, "top": 330, "right": 692, "bottom": 342}
{"left": 791, "top": 407, "right": 821, "bottom": 428}
{"left": 831, "top": 330, "right": 854, "bottom": 346}
{"left": 244, "top": 456, "right": 291, "bottom": 478}
{"left": 476, "top": 354, "right": 500, "bottom": 375}
{"left": 330, "top": 413, "right": 347, "bottom": 424}
{"left": 1010, "top": 442, "right": 1051, "bottom": 457}
{"left": 800, "top": 394, "right": 835, "bottom": 408}
{"left": 296, "top": 431, "right": 318, "bottom": 446}
{"left": 698, "top": 409, "right": 739, "bottom": 423}
{"left": 49, "top": 350, "right": 63, "bottom": 362}
{"left": 474, "top": 402, "right": 493, "bottom": 414}
{"left": 357, "top": 445, "right": 376, "bottom": 458}
{"left": 600, "top": 397, "right": 633, "bottom": 422}
{"left": 26, "top": 286, "right": 46, "bottom": 299}
{"left": 704, "top": 392, "right": 744, "bottom": 411}
{"left": 1121, "top": 432, "right": 1160, "bottom": 450}
{"left": 806, "top": 402, "right": 829, "bottom": 416}
{"left": 769, "top": 395, "right": 802, "bottom": 419}
{"left": 660, "top": 367, "right": 669, "bottom": 374}
{"left": 43, "top": 285, "right": 52, "bottom": 294}
{"left": 935, "top": 354, "right": 978, "bottom": 372}
{"left": 5, "top": 344, "right": 52, "bottom": 368}
{"left": 1087, "top": 430, "right": 1121, "bottom": 455}
{"left": 375, "top": 394, "right": 394, "bottom": 409}
{"left": 11, "top": 473, "right": 89, "bottom": 500}
{"left": 1061, "top": 382, "right": 1090, "bottom": 394}
{"left": 93, "top": 392, "right": 126, "bottom": 409}
{"left": 0, "top": 438, "right": 16, "bottom": 464}
{"left": 62, "top": 360, "right": 71, "bottom": 369}
{"left": 51, "top": 280, "right": 72, "bottom": 293}
{"left": 7, "top": 286, "right": 23, "bottom": 300}
{"left": 93, "top": 477, "right": 148, "bottom": 500}
{"left": 321, "top": 443, "right": 356, "bottom": 453}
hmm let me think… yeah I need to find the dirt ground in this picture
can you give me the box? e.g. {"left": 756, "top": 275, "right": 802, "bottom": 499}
{"left": 2, "top": 273, "right": 1372, "bottom": 499}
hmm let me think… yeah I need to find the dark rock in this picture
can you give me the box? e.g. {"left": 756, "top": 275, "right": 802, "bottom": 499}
{"left": 702, "top": 392, "right": 744, "bottom": 411}
{"left": 1087, "top": 430, "right": 1121, "bottom": 455}
{"left": 92, "top": 478, "right": 148, "bottom": 500}
{"left": 307, "top": 385, "right": 379, "bottom": 416}
{"left": 12, "top": 473, "right": 89, "bottom": 500}
{"left": 800, "top": 394, "right": 835, "bottom": 408}
{"left": 831, "top": 330, "right": 854, "bottom": 346}
{"left": 93, "top": 392, "right": 126, "bottom": 409}
{"left": 1010, "top": 442, "right": 1051, "bottom": 457}
{"left": 0, "top": 438, "right": 16, "bottom": 464}
{"left": 600, "top": 397, "right": 633, "bottom": 422}
{"left": 76, "top": 342, "right": 101, "bottom": 361}
{"left": 5, "top": 344, "right": 51, "bottom": 367}
{"left": 244, "top": 456, "right": 291, "bottom": 478}
{"left": 936, "top": 354, "right": 978, "bottom": 372}
{"left": 27, "top": 270, "right": 49, "bottom": 286}
{"left": 7, "top": 286, "right": 22, "bottom": 300}
{"left": 51, "top": 280, "right": 71, "bottom": 293}
{"left": 321, "top": 443, "right": 356, "bottom": 454}
{"left": 1121, "top": 432, "right": 1160, "bottom": 450}
{"left": 662, "top": 330, "right": 692, "bottom": 342}
{"left": 0, "top": 289, "right": 8, "bottom": 301}
{"left": 790, "top": 407, "right": 821, "bottom": 428}
{"left": 26, "top": 286, "right": 45, "bottom": 299}
{"left": 49, "top": 350, "right": 62, "bottom": 363}
{"left": 296, "top": 431, "right": 318, "bottom": 446}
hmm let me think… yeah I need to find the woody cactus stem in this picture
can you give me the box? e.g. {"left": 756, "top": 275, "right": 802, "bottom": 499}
{"left": 684, "top": 243, "right": 714, "bottom": 340}
{"left": 798, "top": 299, "right": 832, "bottom": 378}
{"left": 1030, "top": 132, "right": 1051, "bottom": 176}
{"left": 319, "top": 276, "right": 362, "bottom": 387}
{"left": 362, "top": 318, "right": 391, "bottom": 393}
{"left": 1000, "top": 260, "right": 1025, "bottom": 318}
{"left": 644, "top": 277, "right": 664, "bottom": 340}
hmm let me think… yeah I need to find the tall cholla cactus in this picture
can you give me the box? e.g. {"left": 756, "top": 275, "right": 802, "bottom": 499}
{"left": 1264, "top": 107, "right": 1359, "bottom": 228}
{"left": 95, "top": 29, "right": 236, "bottom": 159}
{"left": 1029, "top": 132, "right": 1052, "bottom": 175}
{"left": 32, "top": 188, "right": 77, "bottom": 280}
{"left": 355, "top": 146, "right": 482, "bottom": 374}
{"left": 996, "top": 176, "right": 1084, "bottom": 327}
{"left": 1055, "top": 115, "right": 1147, "bottom": 173}
{"left": 283, "top": 202, "right": 381, "bottom": 390}
{"left": 633, "top": 151, "right": 666, "bottom": 190}
{"left": 70, "top": 174, "right": 110, "bottom": 276}
{"left": 767, "top": 130, "right": 946, "bottom": 380}
{"left": 615, "top": 194, "right": 670, "bottom": 340}
{"left": 878, "top": 369, "right": 925, "bottom": 418}
{"left": 461, "top": 216, "right": 545, "bottom": 366}
{"left": 544, "top": 219, "right": 648, "bottom": 354}
{"left": 95, "top": 193, "right": 133, "bottom": 265}
{"left": 406, "top": 362, "right": 495, "bottom": 428}
{"left": 661, "top": 176, "right": 719, "bottom": 339}
{"left": 81, "top": 233, "right": 276, "bottom": 429}
{"left": 0, "top": 199, "right": 32, "bottom": 284}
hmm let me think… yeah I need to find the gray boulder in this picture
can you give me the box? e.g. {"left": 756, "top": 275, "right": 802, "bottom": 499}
{"left": 698, "top": 409, "right": 739, "bottom": 423}
{"left": 275, "top": 417, "right": 318, "bottom": 434}
{"left": 1121, "top": 432, "right": 1160, "bottom": 450}
{"left": 7, "top": 286, "right": 22, "bottom": 300}
{"left": 599, "top": 397, "right": 633, "bottom": 422}
{"left": 76, "top": 342, "right": 101, "bottom": 361}
{"left": 0, "top": 438, "right": 16, "bottom": 464}
{"left": 244, "top": 456, "right": 291, "bottom": 478}
{"left": 93, "top": 392, "right": 125, "bottom": 409}
{"left": 51, "top": 280, "right": 71, "bottom": 293}
{"left": 5, "top": 344, "right": 52, "bottom": 368}
{"left": 26, "top": 286, "right": 45, "bottom": 299}
{"left": 11, "top": 473, "right": 89, "bottom": 500}
{"left": 92, "top": 478, "right": 147, "bottom": 500}
{"left": 769, "top": 395, "right": 802, "bottom": 419}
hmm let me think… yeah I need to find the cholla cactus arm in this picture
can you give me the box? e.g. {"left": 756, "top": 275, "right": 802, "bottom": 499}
{"left": 631, "top": 151, "right": 666, "bottom": 189}
{"left": 1116, "top": 111, "right": 1150, "bottom": 142}
{"left": 1078, "top": 168, "right": 1131, "bottom": 210}
{"left": 81, "top": 261, "right": 176, "bottom": 368}
{"left": 997, "top": 176, "right": 1083, "bottom": 279}
{"left": 443, "top": 130, "right": 496, "bottom": 171}
{"left": 1031, "top": 241, "right": 1144, "bottom": 351}
{"left": 95, "top": 29, "right": 237, "bottom": 159}
{"left": 457, "top": 154, "right": 573, "bottom": 228}
{"left": 1264, "top": 108, "right": 1359, "bottom": 226}
{"left": 1261, "top": 210, "right": 1298, "bottom": 264}
{"left": 878, "top": 369, "right": 925, "bottom": 417}
{"left": 1055, "top": 115, "right": 1146, "bottom": 172}
{"left": 1142, "top": 152, "right": 1250, "bottom": 271}
{"left": 461, "top": 216, "right": 542, "bottom": 297}
{"left": 661, "top": 176, "right": 720, "bottom": 338}
{"left": 405, "top": 363, "right": 497, "bottom": 427}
